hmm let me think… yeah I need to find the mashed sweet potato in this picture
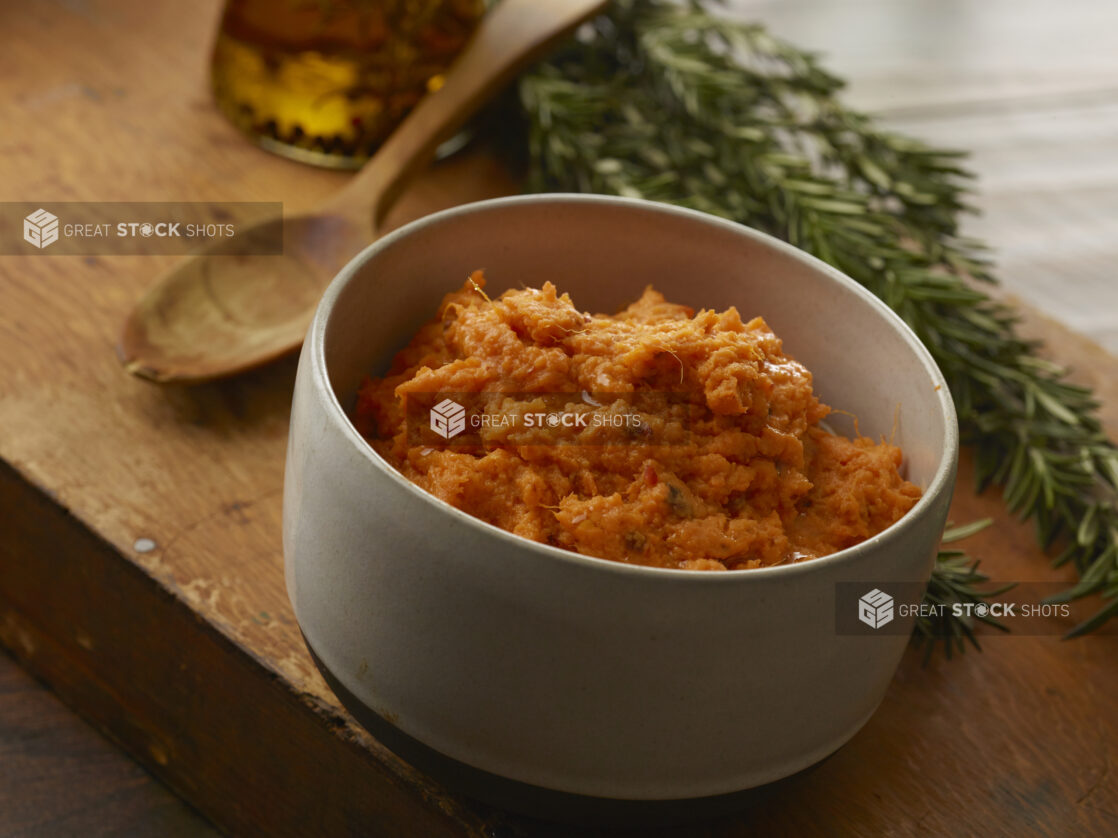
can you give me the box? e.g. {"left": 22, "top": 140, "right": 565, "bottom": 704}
{"left": 354, "top": 272, "right": 921, "bottom": 570}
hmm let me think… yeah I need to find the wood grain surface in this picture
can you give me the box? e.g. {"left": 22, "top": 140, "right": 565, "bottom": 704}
{"left": 1, "top": 0, "right": 1116, "bottom": 836}
{"left": 0, "top": 648, "right": 218, "bottom": 838}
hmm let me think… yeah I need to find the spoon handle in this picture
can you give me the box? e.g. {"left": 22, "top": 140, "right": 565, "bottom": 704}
{"left": 323, "top": 0, "right": 607, "bottom": 227}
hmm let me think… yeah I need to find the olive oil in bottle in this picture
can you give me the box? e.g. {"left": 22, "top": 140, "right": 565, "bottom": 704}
{"left": 210, "top": 0, "right": 486, "bottom": 169}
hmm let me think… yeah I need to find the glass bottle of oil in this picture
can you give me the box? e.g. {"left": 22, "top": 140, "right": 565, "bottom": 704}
{"left": 210, "top": 0, "right": 486, "bottom": 169}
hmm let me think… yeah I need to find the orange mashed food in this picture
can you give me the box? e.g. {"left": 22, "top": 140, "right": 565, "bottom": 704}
{"left": 355, "top": 272, "right": 922, "bottom": 570}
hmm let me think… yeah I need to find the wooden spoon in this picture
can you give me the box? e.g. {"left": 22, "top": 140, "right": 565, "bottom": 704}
{"left": 119, "top": 0, "right": 606, "bottom": 384}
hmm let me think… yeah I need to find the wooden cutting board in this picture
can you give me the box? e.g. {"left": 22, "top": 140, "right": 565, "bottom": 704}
{"left": 1, "top": 1, "right": 1115, "bottom": 835}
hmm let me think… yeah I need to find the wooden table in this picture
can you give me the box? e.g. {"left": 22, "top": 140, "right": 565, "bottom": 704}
{"left": 0, "top": 647, "right": 218, "bottom": 838}
{"left": 1, "top": 1, "right": 1116, "bottom": 835}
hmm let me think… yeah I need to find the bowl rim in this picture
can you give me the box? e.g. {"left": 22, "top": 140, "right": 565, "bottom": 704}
{"left": 307, "top": 193, "right": 959, "bottom": 584}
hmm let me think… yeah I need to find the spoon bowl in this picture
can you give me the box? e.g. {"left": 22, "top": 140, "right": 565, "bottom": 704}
{"left": 121, "top": 213, "right": 368, "bottom": 382}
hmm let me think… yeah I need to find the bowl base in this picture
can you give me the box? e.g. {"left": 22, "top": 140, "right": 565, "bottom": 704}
{"left": 304, "top": 633, "right": 832, "bottom": 827}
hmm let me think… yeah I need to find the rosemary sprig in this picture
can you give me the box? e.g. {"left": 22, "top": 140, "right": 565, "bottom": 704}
{"left": 518, "top": 0, "right": 1118, "bottom": 645}
{"left": 914, "top": 521, "right": 1014, "bottom": 663}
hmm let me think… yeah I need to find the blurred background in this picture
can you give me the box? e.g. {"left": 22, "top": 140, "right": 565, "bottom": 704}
{"left": 730, "top": 0, "right": 1118, "bottom": 352}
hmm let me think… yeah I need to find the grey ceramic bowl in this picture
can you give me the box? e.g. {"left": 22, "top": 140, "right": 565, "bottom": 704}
{"left": 284, "top": 194, "right": 958, "bottom": 812}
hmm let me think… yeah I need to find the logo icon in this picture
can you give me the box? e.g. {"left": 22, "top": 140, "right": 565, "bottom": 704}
{"left": 23, "top": 208, "right": 59, "bottom": 249}
{"left": 858, "top": 588, "right": 894, "bottom": 629}
{"left": 430, "top": 398, "right": 466, "bottom": 440}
